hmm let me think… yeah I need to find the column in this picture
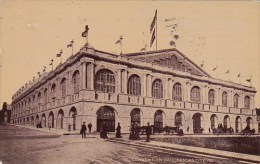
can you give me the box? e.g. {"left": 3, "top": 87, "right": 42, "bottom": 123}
{"left": 146, "top": 74, "right": 152, "bottom": 97}
{"left": 164, "top": 78, "right": 168, "bottom": 99}
{"left": 168, "top": 79, "right": 173, "bottom": 99}
{"left": 143, "top": 74, "right": 146, "bottom": 97}
{"left": 86, "top": 63, "right": 95, "bottom": 90}
{"left": 230, "top": 90, "right": 233, "bottom": 107}
{"left": 81, "top": 62, "right": 87, "bottom": 90}
{"left": 117, "top": 69, "right": 122, "bottom": 93}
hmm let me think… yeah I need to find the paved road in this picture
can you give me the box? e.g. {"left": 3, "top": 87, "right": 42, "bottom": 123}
{"left": 0, "top": 125, "right": 252, "bottom": 164}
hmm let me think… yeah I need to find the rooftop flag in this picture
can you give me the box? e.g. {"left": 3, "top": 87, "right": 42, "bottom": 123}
{"left": 212, "top": 65, "right": 217, "bottom": 71}
{"left": 225, "top": 70, "right": 230, "bottom": 74}
{"left": 150, "top": 10, "right": 157, "bottom": 49}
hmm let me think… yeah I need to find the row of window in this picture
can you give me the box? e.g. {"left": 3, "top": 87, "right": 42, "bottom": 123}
{"left": 13, "top": 69, "right": 252, "bottom": 111}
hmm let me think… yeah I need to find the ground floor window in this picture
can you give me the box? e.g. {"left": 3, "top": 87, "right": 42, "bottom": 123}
{"left": 97, "top": 106, "right": 115, "bottom": 132}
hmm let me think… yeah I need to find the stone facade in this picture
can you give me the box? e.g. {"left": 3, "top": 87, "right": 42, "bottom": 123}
{"left": 11, "top": 44, "right": 257, "bottom": 134}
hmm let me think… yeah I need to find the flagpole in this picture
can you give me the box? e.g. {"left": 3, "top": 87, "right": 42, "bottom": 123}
{"left": 156, "top": 10, "right": 158, "bottom": 50}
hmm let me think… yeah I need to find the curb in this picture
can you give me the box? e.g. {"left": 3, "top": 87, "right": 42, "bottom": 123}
{"left": 107, "top": 139, "right": 260, "bottom": 163}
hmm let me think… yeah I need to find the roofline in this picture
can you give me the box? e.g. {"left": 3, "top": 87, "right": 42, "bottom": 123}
{"left": 123, "top": 48, "right": 211, "bottom": 77}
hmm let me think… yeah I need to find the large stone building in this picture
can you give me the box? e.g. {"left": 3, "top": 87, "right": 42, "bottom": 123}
{"left": 11, "top": 43, "right": 257, "bottom": 133}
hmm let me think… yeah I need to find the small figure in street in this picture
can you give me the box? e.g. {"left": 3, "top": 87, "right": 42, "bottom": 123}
{"left": 116, "top": 122, "right": 122, "bottom": 138}
{"left": 100, "top": 122, "right": 108, "bottom": 139}
{"left": 80, "top": 122, "right": 87, "bottom": 138}
{"left": 88, "top": 123, "right": 92, "bottom": 133}
{"left": 48, "top": 123, "right": 51, "bottom": 130}
{"left": 187, "top": 126, "right": 189, "bottom": 133}
{"left": 209, "top": 127, "right": 211, "bottom": 133}
{"left": 129, "top": 123, "right": 134, "bottom": 140}
{"left": 146, "top": 122, "right": 152, "bottom": 142}
{"left": 177, "top": 125, "right": 184, "bottom": 136}
{"left": 134, "top": 122, "right": 141, "bottom": 140}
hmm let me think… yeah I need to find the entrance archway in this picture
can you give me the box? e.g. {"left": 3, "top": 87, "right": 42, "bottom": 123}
{"left": 246, "top": 117, "right": 253, "bottom": 129}
{"left": 48, "top": 111, "right": 54, "bottom": 128}
{"left": 57, "top": 109, "right": 64, "bottom": 129}
{"left": 154, "top": 110, "right": 164, "bottom": 129}
{"left": 192, "top": 113, "right": 204, "bottom": 133}
{"left": 69, "top": 107, "right": 77, "bottom": 131}
{"left": 31, "top": 116, "right": 34, "bottom": 126}
{"left": 210, "top": 114, "right": 218, "bottom": 129}
{"left": 223, "top": 115, "right": 230, "bottom": 129}
{"left": 41, "top": 113, "right": 46, "bottom": 127}
{"left": 36, "top": 114, "right": 39, "bottom": 126}
{"left": 235, "top": 116, "right": 242, "bottom": 133}
{"left": 97, "top": 106, "right": 115, "bottom": 132}
{"left": 175, "top": 112, "right": 184, "bottom": 127}
{"left": 130, "top": 108, "right": 141, "bottom": 126}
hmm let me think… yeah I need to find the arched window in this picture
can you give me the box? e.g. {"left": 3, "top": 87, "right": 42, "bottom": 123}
{"left": 51, "top": 83, "right": 56, "bottom": 97}
{"left": 173, "top": 83, "right": 182, "bottom": 101}
{"left": 128, "top": 75, "right": 141, "bottom": 96}
{"left": 244, "top": 96, "right": 250, "bottom": 109}
{"left": 152, "top": 79, "right": 163, "bottom": 99}
{"left": 72, "top": 71, "right": 80, "bottom": 94}
{"left": 233, "top": 94, "right": 239, "bottom": 108}
{"left": 95, "top": 69, "right": 115, "bottom": 93}
{"left": 61, "top": 78, "right": 67, "bottom": 97}
{"left": 208, "top": 89, "right": 215, "bottom": 105}
{"left": 222, "top": 92, "right": 228, "bottom": 107}
{"left": 43, "top": 88, "right": 48, "bottom": 103}
{"left": 190, "top": 86, "right": 200, "bottom": 103}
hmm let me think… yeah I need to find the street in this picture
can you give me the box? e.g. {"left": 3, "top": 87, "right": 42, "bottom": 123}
{"left": 0, "top": 125, "right": 252, "bottom": 164}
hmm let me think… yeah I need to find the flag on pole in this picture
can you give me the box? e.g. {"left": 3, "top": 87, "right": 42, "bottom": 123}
{"left": 238, "top": 73, "right": 241, "bottom": 77}
{"left": 150, "top": 30, "right": 156, "bottom": 47}
{"left": 225, "top": 70, "right": 230, "bottom": 74}
{"left": 115, "top": 36, "right": 122, "bottom": 44}
{"left": 212, "top": 65, "right": 217, "bottom": 71}
{"left": 82, "top": 25, "right": 89, "bottom": 37}
{"left": 150, "top": 10, "right": 157, "bottom": 33}
{"left": 150, "top": 10, "right": 157, "bottom": 48}
{"left": 49, "top": 63, "right": 53, "bottom": 66}
{"left": 246, "top": 76, "right": 252, "bottom": 83}
{"left": 56, "top": 49, "right": 63, "bottom": 57}
{"left": 67, "top": 40, "right": 74, "bottom": 48}
{"left": 43, "top": 66, "right": 46, "bottom": 72}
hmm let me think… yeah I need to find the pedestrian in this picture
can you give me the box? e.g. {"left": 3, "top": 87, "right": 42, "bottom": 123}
{"left": 129, "top": 123, "right": 134, "bottom": 140}
{"left": 88, "top": 123, "right": 92, "bottom": 133}
{"left": 187, "top": 126, "right": 189, "bottom": 133}
{"left": 209, "top": 127, "right": 211, "bottom": 133}
{"left": 178, "top": 125, "right": 184, "bottom": 136}
{"left": 116, "top": 122, "right": 122, "bottom": 138}
{"left": 80, "top": 122, "right": 87, "bottom": 138}
{"left": 146, "top": 122, "right": 152, "bottom": 142}
{"left": 48, "top": 123, "right": 51, "bottom": 130}
{"left": 100, "top": 122, "right": 108, "bottom": 139}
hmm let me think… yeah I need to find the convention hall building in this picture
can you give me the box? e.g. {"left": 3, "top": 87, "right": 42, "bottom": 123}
{"left": 10, "top": 43, "right": 257, "bottom": 133}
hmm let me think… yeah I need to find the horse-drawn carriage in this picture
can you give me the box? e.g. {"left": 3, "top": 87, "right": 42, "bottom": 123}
{"left": 241, "top": 127, "right": 255, "bottom": 136}
{"left": 139, "top": 125, "right": 179, "bottom": 135}
{"left": 212, "top": 127, "right": 234, "bottom": 135}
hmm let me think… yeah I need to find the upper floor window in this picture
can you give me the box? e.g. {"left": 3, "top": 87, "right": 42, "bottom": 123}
{"left": 43, "top": 88, "right": 48, "bottom": 103}
{"left": 128, "top": 75, "right": 141, "bottom": 96}
{"left": 173, "top": 83, "right": 182, "bottom": 101}
{"left": 51, "top": 83, "right": 56, "bottom": 97}
{"left": 152, "top": 79, "right": 163, "bottom": 99}
{"left": 233, "top": 94, "right": 239, "bottom": 108}
{"left": 190, "top": 86, "right": 200, "bottom": 103}
{"left": 208, "top": 89, "right": 215, "bottom": 105}
{"left": 244, "top": 96, "right": 250, "bottom": 109}
{"left": 72, "top": 70, "right": 80, "bottom": 94}
{"left": 95, "top": 69, "right": 115, "bottom": 93}
{"left": 61, "top": 78, "right": 67, "bottom": 97}
{"left": 222, "top": 91, "right": 228, "bottom": 107}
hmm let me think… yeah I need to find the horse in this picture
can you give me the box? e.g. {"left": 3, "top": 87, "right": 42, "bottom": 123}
{"left": 163, "top": 126, "right": 178, "bottom": 135}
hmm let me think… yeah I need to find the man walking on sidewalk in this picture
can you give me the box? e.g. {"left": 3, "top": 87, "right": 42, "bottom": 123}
{"left": 81, "top": 122, "right": 87, "bottom": 138}
{"left": 146, "top": 122, "right": 152, "bottom": 142}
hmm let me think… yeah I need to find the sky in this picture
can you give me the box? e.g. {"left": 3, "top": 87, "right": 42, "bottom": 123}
{"left": 0, "top": 1, "right": 259, "bottom": 107}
